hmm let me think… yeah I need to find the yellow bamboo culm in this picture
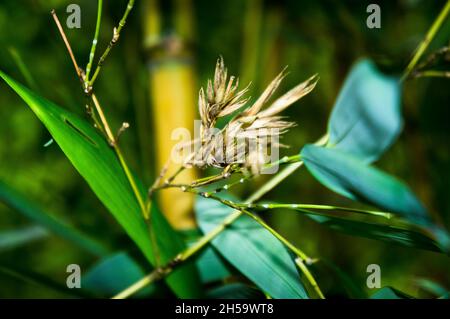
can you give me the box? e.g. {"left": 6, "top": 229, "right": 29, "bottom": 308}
{"left": 143, "top": 0, "right": 198, "bottom": 229}
{"left": 149, "top": 62, "right": 197, "bottom": 229}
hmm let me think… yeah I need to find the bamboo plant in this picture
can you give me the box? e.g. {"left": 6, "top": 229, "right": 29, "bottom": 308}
{"left": 0, "top": 0, "right": 450, "bottom": 299}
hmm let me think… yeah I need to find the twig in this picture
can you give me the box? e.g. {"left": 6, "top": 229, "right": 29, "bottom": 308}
{"left": 113, "top": 132, "right": 329, "bottom": 299}
{"left": 402, "top": 0, "right": 450, "bottom": 81}
{"left": 113, "top": 178, "right": 326, "bottom": 299}
{"left": 51, "top": 9, "right": 148, "bottom": 220}
{"left": 84, "top": 0, "right": 103, "bottom": 91}
{"left": 51, "top": 10, "right": 83, "bottom": 82}
{"left": 415, "top": 46, "right": 449, "bottom": 71}
{"left": 112, "top": 209, "right": 242, "bottom": 299}
{"left": 414, "top": 70, "right": 450, "bottom": 78}
{"left": 89, "top": 0, "right": 135, "bottom": 87}
{"left": 148, "top": 160, "right": 171, "bottom": 199}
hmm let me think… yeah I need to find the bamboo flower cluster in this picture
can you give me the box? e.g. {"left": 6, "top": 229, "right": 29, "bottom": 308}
{"left": 184, "top": 57, "right": 318, "bottom": 173}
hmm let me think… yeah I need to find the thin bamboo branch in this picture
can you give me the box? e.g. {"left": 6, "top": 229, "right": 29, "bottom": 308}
{"left": 247, "top": 203, "right": 392, "bottom": 220}
{"left": 89, "top": 0, "right": 135, "bottom": 87}
{"left": 51, "top": 9, "right": 148, "bottom": 220}
{"left": 113, "top": 185, "right": 326, "bottom": 299}
{"left": 114, "top": 133, "right": 329, "bottom": 298}
{"left": 402, "top": 0, "right": 450, "bottom": 81}
{"left": 51, "top": 10, "right": 83, "bottom": 82}
{"left": 84, "top": 0, "right": 103, "bottom": 89}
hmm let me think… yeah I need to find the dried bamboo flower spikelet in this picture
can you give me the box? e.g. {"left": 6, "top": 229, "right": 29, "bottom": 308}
{"left": 185, "top": 57, "right": 318, "bottom": 174}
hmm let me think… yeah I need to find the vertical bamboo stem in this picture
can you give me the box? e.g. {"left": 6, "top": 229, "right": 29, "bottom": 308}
{"left": 143, "top": 0, "right": 198, "bottom": 229}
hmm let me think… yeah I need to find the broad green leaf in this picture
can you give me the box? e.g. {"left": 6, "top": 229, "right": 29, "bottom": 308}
{"left": 82, "top": 252, "right": 156, "bottom": 297}
{"left": 0, "top": 226, "right": 48, "bottom": 252}
{"left": 0, "top": 71, "right": 201, "bottom": 297}
{"left": 370, "top": 287, "right": 412, "bottom": 299}
{"left": 301, "top": 145, "right": 428, "bottom": 225}
{"left": 196, "top": 196, "right": 308, "bottom": 299}
{"left": 0, "top": 180, "right": 107, "bottom": 256}
{"left": 327, "top": 59, "right": 401, "bottom": 163}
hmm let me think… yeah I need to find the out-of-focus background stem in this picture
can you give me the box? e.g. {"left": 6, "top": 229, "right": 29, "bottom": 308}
{"left": 142, "top": 0, "right": 197, "bottom": 229}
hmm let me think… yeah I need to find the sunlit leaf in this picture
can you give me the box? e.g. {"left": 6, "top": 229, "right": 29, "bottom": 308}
{"left": 0, "top": 71, "right": 201, "bottom": 298}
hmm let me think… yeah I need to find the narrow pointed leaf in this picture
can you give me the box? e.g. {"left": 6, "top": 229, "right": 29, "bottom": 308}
{"left": 0, "top": 71, "right": 201, "bottom": 297}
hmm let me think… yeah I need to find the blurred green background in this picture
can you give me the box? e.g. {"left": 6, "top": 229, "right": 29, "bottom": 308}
{"left": 0, "top": 0, "right": 449, "bottom": 298}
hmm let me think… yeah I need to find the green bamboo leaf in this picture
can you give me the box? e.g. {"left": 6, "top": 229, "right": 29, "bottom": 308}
{"left": 301, "top": 145, "right": 450, "bottom": 252}
{"left": 196, "top": 196, "right": 309, "bottom": 299}
{"left": 0, "top": 226, "right": 48, "bottom": 252}
{"left": 301, "top": 145, "right": 428, "bottom": 224}
{"left": 327, "top": 59, "right": 401, "bottom": 163}
{"left": 0, "top": 71, "right": 201, "bottom": 298}
{"left": 0, "top": 180, "right": 107, "bottom": 256}
{"left": 260, "top": 203, "right": 446, "bottom": 252}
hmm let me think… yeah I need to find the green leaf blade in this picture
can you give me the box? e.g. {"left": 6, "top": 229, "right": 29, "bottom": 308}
{"left": 327, "top": 59, "right": 402, "bottom": 163}
{"left": 301, "top": 145, "right": 428, "bottom": 224}
{"left": 196, "top": 197, "right": 308, "bottom": 299}
{"left": 0, "top": 71, "right": 201, "bottom": 298}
